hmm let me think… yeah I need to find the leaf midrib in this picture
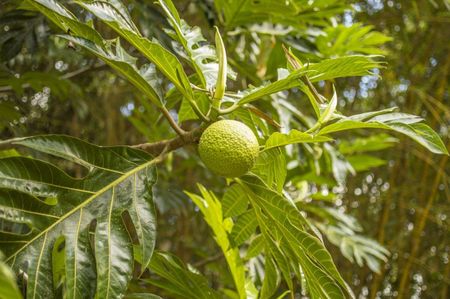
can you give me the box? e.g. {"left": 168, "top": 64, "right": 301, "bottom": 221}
{"left": 232, "top": 213, "right": 256, "bottom": 242}
{"left": 72, "top": 209, "right": 82, "bottom": 298}
{"left": 254, "top": 189, "right": 349, "bottom": 296}
{"left": 0, "top": 204, "right": 60, "bottom": 219}
{"left": 32, "top": 232, "right": 47, "bottom": 299}
{"left": 5, "top": 158, "right": 157, "bottom": 263}
{"left": 0, "top": 176, "right": 96, "bottom": 195}
{"left": 105, "top": 186, "right": 115, "bottom": 299}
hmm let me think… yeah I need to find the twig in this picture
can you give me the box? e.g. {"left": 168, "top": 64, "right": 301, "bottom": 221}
{"left": 61, "top": 62, "right": 106, "bottom": 79}
{"left": 191, "top": 83, "right": 212, "bottom": 94}
{"left": 247, "top": 105, "right": 281, "bottom": 129}
{"left": 159, "top": 106, "right": 187, "bottom": 137}
{"left": 193, "top": 252, "right": 223, "bottom": 267}
{"left": 0, "top": 62, "right": 106, "bottom": 93}
{"left": 190, "top": 101, "right": 211, "bottom": 123}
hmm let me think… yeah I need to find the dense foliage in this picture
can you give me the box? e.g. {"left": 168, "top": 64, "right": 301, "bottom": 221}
{"left": 0, "top": 0, "right": 448, "bottom": 298}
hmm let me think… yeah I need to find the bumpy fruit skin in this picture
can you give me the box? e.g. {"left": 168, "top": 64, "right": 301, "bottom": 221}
{"left": 198, "top": 120, "right": 259, "bottom": 178}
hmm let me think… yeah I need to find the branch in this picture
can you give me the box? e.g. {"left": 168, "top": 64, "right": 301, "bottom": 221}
{"left": 1, "top": 127, "right": 204, "bottom": 158}
{"left": 132, "top": 126, "right": 204, "bottom": 156}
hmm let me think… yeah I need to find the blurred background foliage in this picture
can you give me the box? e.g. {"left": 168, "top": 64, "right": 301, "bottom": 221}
{"left": 0, "top": 0, "right": 448, "bottom": 298}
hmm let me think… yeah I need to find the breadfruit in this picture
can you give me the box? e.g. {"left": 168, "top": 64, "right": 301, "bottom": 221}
{"left": 198, "top": 120, "right": 259, "bottom": 177}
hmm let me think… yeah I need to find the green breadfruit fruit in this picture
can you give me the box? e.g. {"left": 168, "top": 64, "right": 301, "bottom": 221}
{"left": 198, "top": 120, "right": 259, "bottom": 178}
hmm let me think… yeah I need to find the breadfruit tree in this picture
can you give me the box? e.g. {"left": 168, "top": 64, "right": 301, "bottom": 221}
{"left": 0, "top": 1, "right": 447, "bottom": 299}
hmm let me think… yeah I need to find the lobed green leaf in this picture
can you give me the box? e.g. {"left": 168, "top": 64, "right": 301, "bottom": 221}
{"left": 0, "top": 135, "right": 157, "bottom": 299}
